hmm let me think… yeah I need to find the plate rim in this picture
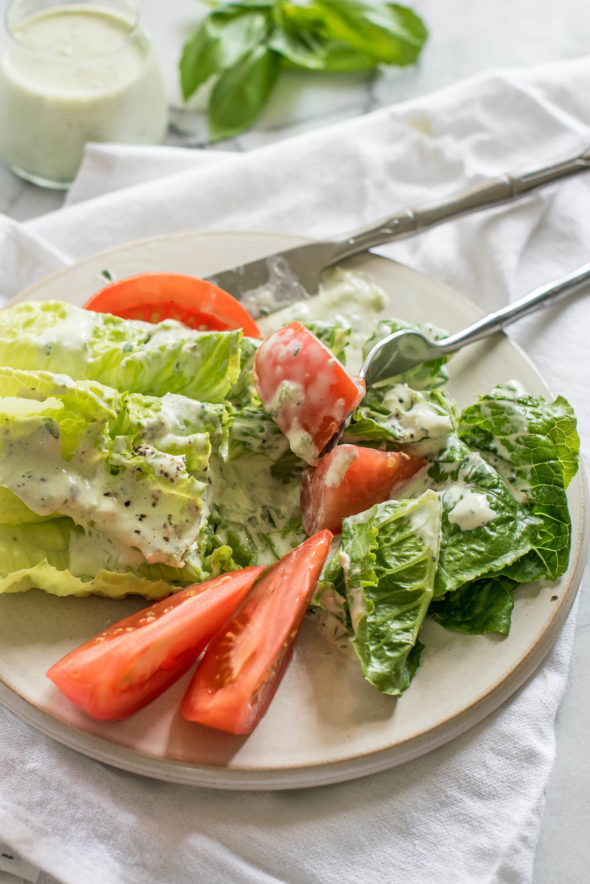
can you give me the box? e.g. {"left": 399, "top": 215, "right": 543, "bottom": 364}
{"left": 1, "top": 228, "right": 587, "bottom": 790}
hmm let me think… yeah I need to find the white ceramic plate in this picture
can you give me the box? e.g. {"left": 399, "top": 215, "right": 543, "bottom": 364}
{"left": 0, "top": 231, "right": 587, "bottom": 790}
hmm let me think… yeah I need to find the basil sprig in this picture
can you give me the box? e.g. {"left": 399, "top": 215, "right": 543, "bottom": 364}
{"left": 180, "top": 0, "right": 428, "bottom": 141}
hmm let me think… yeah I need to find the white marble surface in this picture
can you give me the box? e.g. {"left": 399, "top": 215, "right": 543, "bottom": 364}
{"left": 0, "top": 1, "right": 589, "bottom": 882}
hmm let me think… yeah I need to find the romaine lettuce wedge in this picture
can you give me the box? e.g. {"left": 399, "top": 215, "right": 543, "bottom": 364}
{"left": 341, "top": 490, "right": 441, "bottom": 695}
{"left": 0, "top": 368, "right": 234, "bottom": 594}
{"left": 0, "top": 300, "right": 243, "bottom": 403}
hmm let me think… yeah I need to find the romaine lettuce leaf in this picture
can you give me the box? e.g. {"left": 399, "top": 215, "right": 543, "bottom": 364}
{"left": 341, "top": 490, "right": 441, "bottom": 695}
{"left": 429, "top": 438, "right": 539, "bottom": 597}
{"left": 458, "top": 382, "right": 579, "bottom": 580}
{"left": 206, "top": 452, "right": 305, "bottom": 568}
{"left": 429, "top": 575, "right": 517, "bottom": 635}
{"left": 312, "top": 536, "right": 349, "bottom": 622}
{"left": 346, "top": 383, "right": 455, "bottom": 454}
{"left": 0, "top": 300, "right": 242, "bottom": 403}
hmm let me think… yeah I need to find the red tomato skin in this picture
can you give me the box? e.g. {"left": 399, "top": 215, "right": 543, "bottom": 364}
{"left": 253, "top": 322, "right": 365, "bottom": 464}
{"left": 300, "top": 445, "right": 427, "bottom": 536}
{"left": 46, "top": 567, "right": 263, "bottom": 721}
{"left": 84, "top": 273, "right": 261, "bottom": 338}
{"left": 181, "top": 530, "right": 333, "bottom": 735}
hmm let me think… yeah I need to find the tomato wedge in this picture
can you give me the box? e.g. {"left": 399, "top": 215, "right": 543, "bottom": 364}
{"left": 47, "top": 567, "right": 262, "bottom": 720}
{"left": 253, "top": 321, "right": 365, "bottom": 465}
{"left": 84, "top": 273, "right": 261, "bottom": 337}
{"left": 181, "top": 530, "right": 333, "bottom": 734}
{"left": 300, "top": 444, "right": 427, "bottom": 535}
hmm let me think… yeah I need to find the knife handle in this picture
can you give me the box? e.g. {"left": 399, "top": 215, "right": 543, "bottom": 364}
{"left": 334, "top": 146, "right": 590, "bottom": 259}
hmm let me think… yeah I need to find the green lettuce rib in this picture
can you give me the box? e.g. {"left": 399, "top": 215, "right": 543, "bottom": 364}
{"left": 0, "top": 368, "right": 236, "bottom": 596}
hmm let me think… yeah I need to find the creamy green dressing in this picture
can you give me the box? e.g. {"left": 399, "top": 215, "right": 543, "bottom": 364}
{"left": 207, "top": 452, "right": 302, "bottom": 565}
{"left": 264, "top": 379, "right": 317, "bottom": 464}
{"left": 408, "top": 491, "right": 442, "bottom": 552}
{"left": 444, "top": 487, "right": 497, "bottom": 531}
{"left": 258, "top": 268, "right": 388, "bottom": 372}
{"left": 0, "top": 5, "right": 167, "bottom": 186}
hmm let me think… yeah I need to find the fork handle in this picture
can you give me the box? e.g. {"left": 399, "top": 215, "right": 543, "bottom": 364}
{"left": 330, "top": 146, "right": 590, "bottom": 259}
{"left": 439, "top": 262, "right": 590, "bottom": 352}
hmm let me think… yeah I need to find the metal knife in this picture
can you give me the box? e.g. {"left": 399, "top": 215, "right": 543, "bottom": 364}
{"left": 206, "top": 146, "right": 590, "bottom": 315}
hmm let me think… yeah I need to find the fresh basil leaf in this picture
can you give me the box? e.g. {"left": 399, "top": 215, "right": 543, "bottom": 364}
{"left": 308, "top": 41, "right": 377, "bottom": 71}
{"left": 430, "top": 576, "right": 517, "bottom": 636}
{"left": 269, "top": 3, "right": 377, "bottom": 71}
{"left": 269, "top": 2, "right": 326, "bottom": 69}
{"left": 209, "top": 44, "right": 281, "bottom": 140}
{"left": 180, "top": 0, "right": 428, "bottom": 137}
{"left": 180, "top": 7, "right": 271, "bottom": 100}
{"left": 313, "top": 0, "right": 428, "bottom": 66}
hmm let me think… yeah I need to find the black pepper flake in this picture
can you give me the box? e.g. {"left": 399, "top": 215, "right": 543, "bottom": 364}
{"left": 124, "top": 500, "right": 131, "bottom": 507}
{"left": 134, "top": 529, "right": 141, "bottom": 535}
{"left": 137, "top": 514, "right": 146, "bottom": 521}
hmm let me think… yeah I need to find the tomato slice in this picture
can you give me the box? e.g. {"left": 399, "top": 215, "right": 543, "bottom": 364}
{"left": 84, "top": 273, "right": 261, "bottom": 337}
{"left": 300, "top": 445, "right": 427, "bottom": 535}
{"left": 181, "top": 530, "right": 333, "bottom": 734}
{"left": 46, "top": 567, "right": 263, "bottom": 720}
{"left": 253, "top": 321, "right": 365, "bottom": 465}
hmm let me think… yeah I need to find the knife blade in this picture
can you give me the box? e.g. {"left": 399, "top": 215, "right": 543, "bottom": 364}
{"left": 206, "top": 146, "right": 590, "bottom": 316}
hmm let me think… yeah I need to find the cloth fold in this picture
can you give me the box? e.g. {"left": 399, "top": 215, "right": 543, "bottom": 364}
{"left": 1, "top": 56, "right": 589, "bottom": 884}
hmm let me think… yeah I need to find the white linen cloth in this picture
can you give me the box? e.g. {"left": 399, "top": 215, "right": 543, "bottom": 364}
{"left": 1, "top": 56, "right": 589, "bottom": 884}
